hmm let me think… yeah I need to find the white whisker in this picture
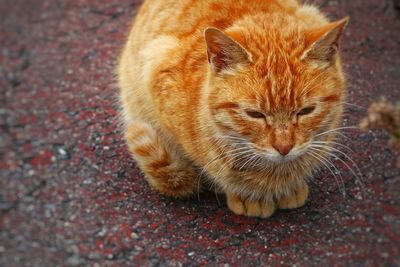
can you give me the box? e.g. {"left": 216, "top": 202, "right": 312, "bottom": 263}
{"left": 308, "top": 146, "right": 364, "bottom": 190}
{"left": 238, "top": 153, "right": 259, "bottom": 171}
{"left": 314, "top": 126, "right": 359, "bottom": 139}
{"left": 309, "top": 144, "right": 363, "bottom": 182}
{"left": 312, "top": 140, "right": 353, "bottom": 152}
{"left": 307, "top": 149, "right": 346, "bottom": 195}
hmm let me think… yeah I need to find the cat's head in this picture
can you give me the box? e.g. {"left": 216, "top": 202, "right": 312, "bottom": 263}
{"left": 204, "top": 16, "right": 348, "bottom": 164}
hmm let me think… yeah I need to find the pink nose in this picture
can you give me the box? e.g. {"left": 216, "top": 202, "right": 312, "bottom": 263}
{"left": 273, "top": 144, "right": 293, "bottom": 156}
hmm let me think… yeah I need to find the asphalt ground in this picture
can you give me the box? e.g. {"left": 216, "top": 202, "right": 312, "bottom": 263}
{"left": 1, "top": 0, "right": 399, "bottom": 266}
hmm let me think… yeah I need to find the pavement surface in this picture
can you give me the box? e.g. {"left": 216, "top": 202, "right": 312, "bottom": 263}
{"left": 1, "top": 0, "right": 400, "bottom": 266}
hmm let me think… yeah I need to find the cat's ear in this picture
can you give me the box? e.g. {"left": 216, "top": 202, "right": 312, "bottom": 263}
{"left": 204, "top": 27, "right": 252, "bottom": 73}
{"left": 302, "top": 17, "right": 349, "bottom": 64}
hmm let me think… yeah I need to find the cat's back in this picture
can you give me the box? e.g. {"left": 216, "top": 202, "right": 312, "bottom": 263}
{"left": 118, "top": 0, "right": 326, "bottom": 126}
{"left": 131, "top": 0, "right": 300, "bottom": 45}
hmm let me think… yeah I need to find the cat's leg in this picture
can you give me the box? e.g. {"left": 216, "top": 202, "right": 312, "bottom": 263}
{"left": 226, "top": 193, "right": 276, "bottom": 218}
{"left": 125, "top": 121, "right": 197, "bottom": 198}
{"left": 277, "top": 179, "right": 309, "bottom": 209}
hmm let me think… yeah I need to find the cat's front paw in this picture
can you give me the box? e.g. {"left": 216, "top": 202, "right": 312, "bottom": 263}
{"left": 226, "top": 193, "right": 276, "bottom": 218}
{"left": 278, "top": 181, "right": 309, "bottom": 210}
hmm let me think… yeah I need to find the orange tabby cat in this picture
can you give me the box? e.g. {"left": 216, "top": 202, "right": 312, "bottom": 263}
{"left": 117, "top": 0, "right": 348, "bottom": 218}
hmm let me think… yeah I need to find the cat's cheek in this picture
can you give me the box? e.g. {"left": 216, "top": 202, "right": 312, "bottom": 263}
{"left": 212, "top": 114, "right": 237, "bottom": 132}
{"left": 293, "top": 132, "right": 310, "bottom": 147}
{"left": 237, "top": 125, "right": 263, "bottom": 138}
{"left": 245, "top": 120, "right": 270, "bottom": 137}
{"left": 298, "top": 115, "right": 326, "bottom": 133}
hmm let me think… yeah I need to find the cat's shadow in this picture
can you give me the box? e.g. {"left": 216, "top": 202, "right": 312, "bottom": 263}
{"left": 155, "top": 185, "right": 331, "bottom": 226}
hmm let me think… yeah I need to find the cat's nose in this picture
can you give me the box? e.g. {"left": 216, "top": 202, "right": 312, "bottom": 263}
{"left": 273, "top": 144, "right": 293, "bottom": 156}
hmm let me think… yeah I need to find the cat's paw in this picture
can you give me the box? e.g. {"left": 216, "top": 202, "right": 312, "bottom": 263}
{"left": 226, "top": 193, "right": 276, "bottom": 218}
{"left": 278, "top": 181, "right": 309, "bottom": 210}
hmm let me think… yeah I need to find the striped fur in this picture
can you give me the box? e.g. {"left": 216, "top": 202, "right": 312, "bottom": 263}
{"left": 118, "top": 0, "right": 348, "bottom": 218}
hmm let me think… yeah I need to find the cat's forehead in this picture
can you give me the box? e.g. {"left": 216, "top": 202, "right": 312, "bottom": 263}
{"left": 238, "top": 62, "right": 334, "bottom": 110}
{"left": 253, "top": 62, "right": 303, "bottom": 105}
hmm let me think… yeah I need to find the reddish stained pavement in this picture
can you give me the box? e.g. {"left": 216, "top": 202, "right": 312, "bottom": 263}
{"left": 1, "top": 0, "right": 399, "bottom": 266}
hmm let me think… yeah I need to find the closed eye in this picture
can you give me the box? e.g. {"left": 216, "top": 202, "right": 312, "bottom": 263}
{"left": 245, "top": 110, "right": 265, "bottom": 119}
{"left": 297, "top": 106, "right": 316, "bottom": 116}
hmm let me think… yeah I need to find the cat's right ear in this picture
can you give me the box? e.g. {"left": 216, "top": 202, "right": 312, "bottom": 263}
{"left": 302, "top": 17, "right": 349, "bottom": 65}
{"left": 204, "top": 28, "right": 252, "bottom": 73}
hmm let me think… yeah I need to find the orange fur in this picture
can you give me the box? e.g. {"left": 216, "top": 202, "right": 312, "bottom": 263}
{"left": 118, "top": 0, "right": 348, "bottom": 218}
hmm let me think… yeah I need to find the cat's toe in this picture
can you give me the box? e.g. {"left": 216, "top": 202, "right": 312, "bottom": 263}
{"left": 262, "top": 202, "right": 276, "bottom": 218}
{"left": 244, "top": 201, "right": 263, "bottom": 217}
{"left": 227, "top": 194, "right": 275, "bottom": 218}
{"left": 245, "top": 200, "right": 275, "bottom": 218}
{"left": 278, "top": 182, "right": 309, "bottom": 209}
{"left": 227, "top": 194, "right": 245, "bottom": 215}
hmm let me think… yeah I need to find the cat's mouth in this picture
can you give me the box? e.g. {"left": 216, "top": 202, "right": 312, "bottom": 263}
{"left": 228, "top": 146, "right": 305, "bottom": 171}
{"left": 256, "top": 143, "right": 311, "bottom": 166}
{"left": 223, "top": 136, "right": 309, "bottom": 169}
{"left": 265, "top": 153, "right": 299, "bottom": 164}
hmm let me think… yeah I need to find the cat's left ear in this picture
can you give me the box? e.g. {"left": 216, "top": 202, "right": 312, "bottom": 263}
{"left": 204, "top": 28, "right": 252, "bottom": 73}
{"left": 302, "top": 17, "right": 349, "bottom": 64}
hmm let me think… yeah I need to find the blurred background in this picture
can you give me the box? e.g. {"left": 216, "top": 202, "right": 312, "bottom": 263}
{"left": 1, "top": 0, "right": 399, "bottom": 266}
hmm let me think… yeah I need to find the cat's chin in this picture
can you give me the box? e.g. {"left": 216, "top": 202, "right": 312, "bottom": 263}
{"left": 266, "top": 154, "right": 298, "bottom": 164}
{"left": 264, "top": 150, "right": 305, "bottom": 165}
